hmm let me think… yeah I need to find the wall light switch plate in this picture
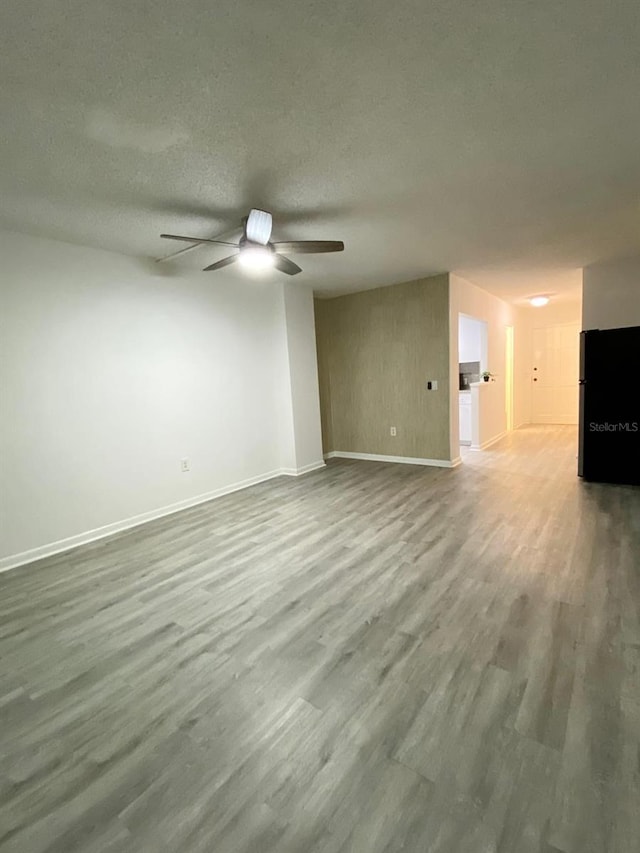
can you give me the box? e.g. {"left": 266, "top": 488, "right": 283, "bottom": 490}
{"left": 427, "top": 380, "right": 438, "bottom": 391}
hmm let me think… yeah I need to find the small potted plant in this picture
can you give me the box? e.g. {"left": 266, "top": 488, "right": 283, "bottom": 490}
{"left": 481, "top": 371, "right": 493, "bottom": 382}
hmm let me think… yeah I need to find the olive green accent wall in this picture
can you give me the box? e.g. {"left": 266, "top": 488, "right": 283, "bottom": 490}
{"left": 314, "top": 275, "right": 451, "bottom": 461}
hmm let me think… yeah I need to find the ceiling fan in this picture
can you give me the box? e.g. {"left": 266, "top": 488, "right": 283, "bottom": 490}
{"left": 160, "top": 208, "right": 344, "bottom": 276}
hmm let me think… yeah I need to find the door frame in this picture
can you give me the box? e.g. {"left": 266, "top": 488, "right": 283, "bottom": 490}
{"left": 505, "top": 325, "right": 514, "bottom": 431}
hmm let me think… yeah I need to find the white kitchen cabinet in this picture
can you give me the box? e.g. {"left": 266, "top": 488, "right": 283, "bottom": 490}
{"left": 459, "top": 392, "right": 472, "bottom": 445}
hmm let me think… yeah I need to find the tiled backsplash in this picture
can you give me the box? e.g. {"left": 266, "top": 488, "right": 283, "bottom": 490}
{"left": 459, "top": 361, "right": 480, "bottom": 390}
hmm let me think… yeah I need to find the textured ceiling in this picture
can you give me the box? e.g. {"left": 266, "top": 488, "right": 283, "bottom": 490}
{"left": 1, "top": 0, "right": 640, "bottom": 299}
{"left": 457, "top": 268, "right": 584, "bottom": 306}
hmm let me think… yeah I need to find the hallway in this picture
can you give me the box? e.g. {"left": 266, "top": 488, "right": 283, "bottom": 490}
{"left": 1, "top": 426, "right": 638, "bottom": 852}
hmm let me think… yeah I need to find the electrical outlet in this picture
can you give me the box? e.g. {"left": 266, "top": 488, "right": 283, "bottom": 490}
{"left": 390, "top": 426, "right": 397, "bottom": 437}
{"left": 180, "top": 458, "right": 190, "bottom": 472}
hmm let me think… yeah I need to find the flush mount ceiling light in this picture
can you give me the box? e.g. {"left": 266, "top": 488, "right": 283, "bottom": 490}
{"left": 238, "top": 245, "right": 274, "bottom": 271}
{"left": 529, "top": 295, "right": 550, "bottom": 307}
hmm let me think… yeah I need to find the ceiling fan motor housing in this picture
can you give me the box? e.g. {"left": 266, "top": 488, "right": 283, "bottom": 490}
{"left": 239, "top": 235, "right": 275, "bottom": 253}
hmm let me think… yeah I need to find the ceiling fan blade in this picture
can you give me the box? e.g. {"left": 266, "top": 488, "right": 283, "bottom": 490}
{"left": 272, "top": 240, "right": 344, "bottom": 255}
{"left": 273, "top": 254, "right": 302, "bottom": 276}
{"left": 244, "top": 209, "right": 273, "bottom": 245}
{"left": 161, "top": 234, "right": 239, "bottom": 247}
{"left": 203, "top": 254, "right": 240, "bottom": 272}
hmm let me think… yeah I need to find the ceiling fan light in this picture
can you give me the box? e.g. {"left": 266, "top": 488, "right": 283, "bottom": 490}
{"left": 529, "top": 295, "right": 550, "bottom": 307}
{"left": 238, "top": 246, "right": 274, "bottom": 271}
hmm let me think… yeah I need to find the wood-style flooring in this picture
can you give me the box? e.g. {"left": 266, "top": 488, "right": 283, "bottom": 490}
{"left": 1, "top": 425, "right": 639, "bottom": 852}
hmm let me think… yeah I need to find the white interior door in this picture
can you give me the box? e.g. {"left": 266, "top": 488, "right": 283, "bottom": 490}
{"left": 531, "top": 323, "right": 580, "bottom": 424}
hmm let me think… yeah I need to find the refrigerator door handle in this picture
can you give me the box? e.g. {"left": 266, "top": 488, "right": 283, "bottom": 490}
{"left": 578, "top": 383, "right": 585, "bottom": 477}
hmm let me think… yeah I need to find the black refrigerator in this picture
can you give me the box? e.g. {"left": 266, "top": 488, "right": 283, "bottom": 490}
{"left": 578, "top": 326, "right": 640, "bottom": 485}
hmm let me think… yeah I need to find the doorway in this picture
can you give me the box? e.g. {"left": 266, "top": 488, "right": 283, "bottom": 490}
{"left": 531, "top": 323, "right": 580, "bottom": 424}
{"left": 458, "top": 314, "right": 488, "bottom": 446}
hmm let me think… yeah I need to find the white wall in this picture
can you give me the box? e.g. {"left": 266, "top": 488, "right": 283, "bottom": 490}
{"left": 458, "top": 314, "right": 486, "bottom": 365}
{"left": 279, "top": 285, "right": 324, "bottom": 474}
{"left": 449, "top": 275, "right": 516, "bottom": 454}
{"left": 470, "top": 381, "right": 505, "bottom": 449}
{"left": 583, "top": 255, "right": 640, "bottom": 330}
{"left": 0, "top": 230, "right": 323, "bottom": 568}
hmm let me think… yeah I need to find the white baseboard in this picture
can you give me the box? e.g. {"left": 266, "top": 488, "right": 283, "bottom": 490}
{"left": 324, "top": 450, "right": 460, "bottom": 468}
{"left": 0, "top": 465, "right": 321, "bottom": 574}
{"left": 280, "top": 460, "right": 326, "bottom": 477}
{"left": 469, "top": 430, "right": 508, "bottom": 451}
